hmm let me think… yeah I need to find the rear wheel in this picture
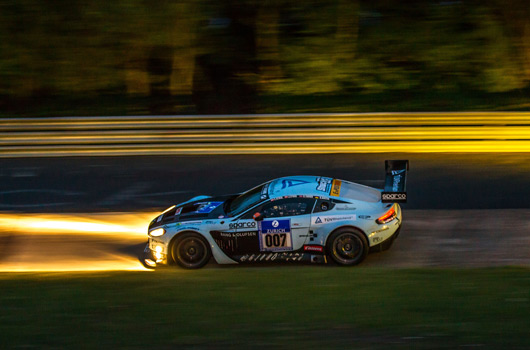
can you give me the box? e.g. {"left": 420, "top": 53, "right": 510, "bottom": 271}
{"left": 326, "top": 228, "right": 368, "bottom": 266}
{"left": 171, "top": 233, "right": 211, "bottom": 269}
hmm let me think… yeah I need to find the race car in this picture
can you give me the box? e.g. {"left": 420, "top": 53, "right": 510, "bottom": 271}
{"left": 143, "top": 160, "right": 408, "bottom": 269}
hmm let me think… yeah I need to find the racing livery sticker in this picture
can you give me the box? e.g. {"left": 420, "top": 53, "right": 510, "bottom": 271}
{"left": 211, "top": 230, "right": 260, "bottom": 256}
{"left": 258, "top": 219, "right": 293, "bottom": 252}
{"left": 316, "top": 177, "right": 333, "bottom": 192}
{"left": 330, "top": 179, "right": 342, "bottom": 196}
{"left": 391, "top": 169, "right": 406, "bottom": 191}
{"left": 175, "top": 226, "right": 202, "bottom": 232}
{"left": 175, "top": 207, "right": 182, "bottom": 215}
{"left": 312, "top": 215, "right": 356, "bottom": 225}
{"left": 240, "top": 252, "right": 304, "bottom": 262}
{"left": 335, "top": 204, "right": 356, "bottom": 210}
{"left": 172, "top": 220, "right": 203, "bottom": 227}
{"left": 196, "top": 202, "right": 223, "bottom": 213}
{"left": 281, "top": 179, "right": 310, "bottom": 189}
{"left": 229, "top": 221, "right": 257, "bottom": 229}
{"left": 303, "top": 245, "right": 324, "bottom": 253}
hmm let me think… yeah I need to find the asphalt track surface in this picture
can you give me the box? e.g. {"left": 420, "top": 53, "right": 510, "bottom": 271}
{"left": 0, "top": 153, "right": 529, "bottom": 271}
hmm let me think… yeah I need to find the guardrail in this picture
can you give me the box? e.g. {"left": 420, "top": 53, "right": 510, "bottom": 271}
{"left": 1, "top": 112, "right": 530, "bottom": 157}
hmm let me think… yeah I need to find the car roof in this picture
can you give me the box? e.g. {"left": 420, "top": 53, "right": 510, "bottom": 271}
{"left": 267, "top": 176, "right": 381, "bottom": 203}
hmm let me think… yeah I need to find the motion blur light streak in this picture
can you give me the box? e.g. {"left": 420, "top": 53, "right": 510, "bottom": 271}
{"left": 3, "top": 113, "right": 530, "bottom": 157}
{"left": 1, "top": 261, "right": 150, "bottom": 272}
{"left": 0, "top": 212, "right": 158, "bottom": 272}
{"left": 0, "top": 212, "right": 157, "bottom": 236}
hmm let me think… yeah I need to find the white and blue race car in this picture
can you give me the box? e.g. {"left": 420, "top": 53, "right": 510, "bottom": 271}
{"left": 144, "top": 160, "right": 408, "bottom": 269}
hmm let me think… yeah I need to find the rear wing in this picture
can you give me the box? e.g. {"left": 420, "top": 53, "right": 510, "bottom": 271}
{"left": 382, "top": 160, "right": 409, "bottom": 203}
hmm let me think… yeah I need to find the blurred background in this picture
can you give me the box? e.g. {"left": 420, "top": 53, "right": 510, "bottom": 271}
{"left": 1, "top": 3, "right": 530, "bottom": 348}
{"left": 1, "top": 0, "right": 529, "bottom": 117}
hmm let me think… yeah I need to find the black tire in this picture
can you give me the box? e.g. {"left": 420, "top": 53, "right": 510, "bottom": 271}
{"left": 326, "top": 228, "right": 369, "bottom": 266}
{"left": 171, "top": 232, "right": 211, "bottom": 269}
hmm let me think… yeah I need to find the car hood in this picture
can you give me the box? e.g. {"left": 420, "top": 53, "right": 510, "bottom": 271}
{"left": 149, "top": 194, "right": 236, "bottom": 230}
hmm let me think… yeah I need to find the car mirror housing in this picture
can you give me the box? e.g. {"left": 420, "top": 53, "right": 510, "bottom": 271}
{"left": 253, "top": 212, "right": 264, "bottom": 222}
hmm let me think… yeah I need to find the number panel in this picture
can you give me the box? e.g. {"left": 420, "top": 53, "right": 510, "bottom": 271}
{"left": 258, "top": 219, "right": 293, "bottom": 252}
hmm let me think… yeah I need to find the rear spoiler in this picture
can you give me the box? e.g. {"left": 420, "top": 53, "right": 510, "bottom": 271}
{"left": 382, "top": 160, "right": 409, "bottom": 203}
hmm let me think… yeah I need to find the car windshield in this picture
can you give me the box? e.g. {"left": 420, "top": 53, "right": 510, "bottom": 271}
{"left": 228, "top": 184, "right": 266, "bottom": 216}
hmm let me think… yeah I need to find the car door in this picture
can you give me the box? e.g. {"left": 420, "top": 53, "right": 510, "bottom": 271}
{"left": 238, "top": 197, "right": 315, "bottom": 252}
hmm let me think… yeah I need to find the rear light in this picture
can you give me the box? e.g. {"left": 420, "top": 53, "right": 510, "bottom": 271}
{"left": 376, "top": 205, "right": 397, "bottom": 224}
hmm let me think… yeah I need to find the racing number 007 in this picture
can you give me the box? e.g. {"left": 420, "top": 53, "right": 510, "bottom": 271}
{"left": 264, "top": 233, "right": 287, "bottom": 248}
{"left": 260, "top": 228, "right": 292, "bottom": 251}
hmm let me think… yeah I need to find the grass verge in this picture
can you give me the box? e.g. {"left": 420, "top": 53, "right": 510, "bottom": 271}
{"left": 0, "top": 267, "right": 529, "bottom": 349}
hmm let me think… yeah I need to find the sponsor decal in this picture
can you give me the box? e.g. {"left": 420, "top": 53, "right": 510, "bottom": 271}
{"left": 196, "top": 202, "right": 223, "bottom": 213}
{"left": 271, "top": 194, "right": 317, "bottom": 201}
{"left": 211, "top": 229, "right": 259, "bottom": 255}
{"left": 313, "top": 196, "right": 329, "bottom": 200}
{"left": 358, "top": 215, "right": 371, "bottom": 219}
{"left": 281, "top": 179, "right": 310, "bottom": 189}
{"left": 229, "top": 221, "right": 257, "bottom": 230}
{"left": 176, "top": 226, "right": 200, "bottom": 232}
{"left": 381, "top": 192, "right": 407, "bottom": 202}
{"left": 177, "top": 220, "right": 202, "bottom": 225}
{"left": 316, "top": 177, "right": 332, "bottom": 192}
{"left": 303, "top": 245, "right": 324, "bottom": 253}
{"left": 175, "top": 207, "right": 182, "bottom": 215}
{"left": 258, "top": 219, "right": 293, "bottom": 252}
{"left": 219, "top": 231, "right": 257, "bottom": 238}
{"left": 312, "top": 215, "right": 356, "bottom": 224}
{"left": 330, "top": 179, "right": 342, "bottom": 196}
{"left": 372, "top": 236, "right": 382, "bottom": 243}
{"left": 335, "top": 204, "right": 356, "bottom": 210}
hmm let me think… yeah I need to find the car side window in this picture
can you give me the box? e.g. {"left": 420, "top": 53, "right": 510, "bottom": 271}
{"left": 261, "top": 198, "right": 315, "bottom": 218}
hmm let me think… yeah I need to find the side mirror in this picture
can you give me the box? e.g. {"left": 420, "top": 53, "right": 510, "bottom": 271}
{"left": 253, "top": 212, "right": 264, "bottom": 222}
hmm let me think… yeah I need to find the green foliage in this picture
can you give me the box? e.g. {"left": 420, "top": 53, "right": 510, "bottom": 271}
{"left": 0, "top": 0, "right": 529, "bottom": 114}
{"left": 416, "top": 3, "right": 525, "bottom": 92}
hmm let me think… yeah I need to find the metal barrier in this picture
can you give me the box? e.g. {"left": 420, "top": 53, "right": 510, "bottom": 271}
{"left": 1, "top": 112, "right": 530, "bottom": 157}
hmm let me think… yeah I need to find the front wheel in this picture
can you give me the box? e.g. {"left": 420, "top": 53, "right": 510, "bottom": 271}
{"left": 171, "top": 233, "right": 211, "bottom": 269}
{"left": 326, "top": 228, "right": 368, "bottom": 266}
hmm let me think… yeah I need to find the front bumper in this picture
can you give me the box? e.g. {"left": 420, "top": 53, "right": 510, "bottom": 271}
{"left": 142, "top": 241, "right": 168, "bottom": 268}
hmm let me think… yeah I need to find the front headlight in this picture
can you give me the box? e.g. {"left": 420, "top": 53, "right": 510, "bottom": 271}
{"left": 149, "top": 227, "right": 165, "bottom": 237}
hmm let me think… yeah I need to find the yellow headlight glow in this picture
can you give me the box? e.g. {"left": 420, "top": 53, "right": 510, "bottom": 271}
{"left": 149, "top": 228, "right": 165, "bottom": 237}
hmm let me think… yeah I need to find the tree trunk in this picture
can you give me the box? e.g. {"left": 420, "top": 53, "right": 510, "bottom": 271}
{"left": 256, "top": 3, "right": 283, "bottom": 93}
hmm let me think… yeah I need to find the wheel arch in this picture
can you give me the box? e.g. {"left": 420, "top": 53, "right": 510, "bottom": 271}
{"left": 324, "top": 225, "right": 368, "bottom": 247}
{"left": 168, "top": 230, "right": 210, "bottom": 264}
